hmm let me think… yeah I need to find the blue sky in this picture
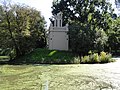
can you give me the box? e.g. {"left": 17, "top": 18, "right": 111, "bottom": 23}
{"left": 9, "top": 0, "right": 120, "bottom": 28}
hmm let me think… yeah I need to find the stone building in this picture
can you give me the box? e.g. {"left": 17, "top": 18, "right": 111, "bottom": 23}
{"left": 47, "top": 12, "right": 69, "bottom": 51}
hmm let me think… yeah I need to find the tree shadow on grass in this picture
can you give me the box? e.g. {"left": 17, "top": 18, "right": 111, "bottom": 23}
{"left": 0, "top": 58, "right": 80, "bottom": 65}
{"left": 0, "top": 60, "right": 52, "bottom": 66}
{"left": 0, "top": 49, "right": 79, "bottom": 65}
{"left": 0, "top": 58, "right": 50, "bottom": 66}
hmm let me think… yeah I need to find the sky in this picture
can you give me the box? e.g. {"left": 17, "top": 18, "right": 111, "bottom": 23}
{"left": 109, "top": 0, "right": 120, "bottom": 14}
{"left": 9, "top": 0, "right": 120, "bottom": 28}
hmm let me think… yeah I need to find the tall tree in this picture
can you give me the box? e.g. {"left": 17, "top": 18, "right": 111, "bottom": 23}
{"left": 0, "top": 0, "right": 22, "bottom": 57}
{"left": 52, "top": 0, "right": 113, "bottom": 28}
{"left": 12, "top": 4, "right": 46, "bottom": 55}
{"left": 52, "top": 0, "right": 114, "bottom": 54}
{"left": 108, "top": 17, "right": 120, "bottom": 53}
{"left": 0, "top": 1, "right": 46, "bottom": 58}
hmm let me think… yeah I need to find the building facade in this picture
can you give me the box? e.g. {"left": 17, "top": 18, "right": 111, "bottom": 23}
{"left": 48, "top": 12, "right": 69, "bottom": 51}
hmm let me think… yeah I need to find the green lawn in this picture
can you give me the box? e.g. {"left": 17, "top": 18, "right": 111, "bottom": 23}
{"left": 10, "top": 48, "right": 114, "bottom": 64}
{"left": 0, "top": 49, "right": 118, "bottom": 90}
{"left": 0, "top": 60, "right": 120, "bottom": 90}
{"left": 12, "top": 48, "right": 79, "bottom": 64}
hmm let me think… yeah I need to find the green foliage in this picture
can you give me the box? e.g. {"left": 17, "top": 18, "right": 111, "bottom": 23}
{"left": 81, "top": 56, "right": 90, "bottom": 64}
{"left": 0, "top": 56, "right": 10, "bottom": 60}
{"left": 81, "top": 51, "right": 114, "bottom": 64}
{"left": 94, "top": 29, "right": 108, "bottom": 52}
{"left": 0, "top": 1, "right": 46, "bottom": 59}
{"left": 52, "top": 0, "right": 113, "bottom": 54}
{"left": 90, "top": 53, "right": 99, "bottom": 63}
{"left": 99, "top": 51, "right": 113, "bottom": 63}
{"left": 52, "top": 0, "right": 113, "bottom": 29}
{"left": 13, "top": 48, "right": 80, "bottom": 64}
{"left": 107, "top": 17, "right": 120, "bottom": 53}
{"left": 0, "top": 48, "right": 16, "bottom": 60}
{"left": 69, "top": 23, "right": 108, "bottom": 54}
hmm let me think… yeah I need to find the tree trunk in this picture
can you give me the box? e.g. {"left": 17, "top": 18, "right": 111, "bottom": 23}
{"left": 6, "top": 11, "right": 22, "bottom": 57}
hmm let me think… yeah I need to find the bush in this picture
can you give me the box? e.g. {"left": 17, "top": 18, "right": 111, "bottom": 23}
{"left": 0, "top": 48, "right": 16, "bottom": 60}
{"left": 80, "top": 51, "right": 114, "bottom": 64}
{"left": 81, "top": 56, "right": 90, "bottom": 64}
{"left": 89, "top": 53, "right": 99, "bottom": 63}
{"left": 73, "top": 57, "right": 80, "bottom": 64}
{"left": 99, "top": 52, "right": 113, "bottom": 63}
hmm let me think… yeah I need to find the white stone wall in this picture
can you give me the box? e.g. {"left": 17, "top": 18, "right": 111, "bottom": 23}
{"left": 48, "top": 12, "right": 69, "bottom": 51}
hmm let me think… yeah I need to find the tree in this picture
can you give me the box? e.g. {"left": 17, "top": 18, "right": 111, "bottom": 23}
{"left": 0, "top": 0, "right": 46, "bottom": 59}
{"left": 108, "top": 17, "right": 120, "bottom": 53}
{"left": 0, "top": 0, "right": 21, "bottom": 57}
{"left": 52, "top": 0, "right": 113, "bottom": 54}
{"left": 52, "top": 0, "right": 113, "bottom": 29}
{"left": 12, "top": 4, "right": 46, "bottom": 55}
{"left": 69, "top": 23, "right": 108, "bottom": 55}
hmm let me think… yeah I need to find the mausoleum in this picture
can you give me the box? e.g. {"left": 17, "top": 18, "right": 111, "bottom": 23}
{"left": 47, "top": 12, "right": 69, "bottom": 51}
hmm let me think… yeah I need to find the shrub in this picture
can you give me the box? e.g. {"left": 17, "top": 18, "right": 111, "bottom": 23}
{"left": 99, "top": 52, "right": 114, "bottom": 63}
{"left": 80, "top": 51, "right": 114, "bottom": 64}
{"left": 73, "top": 57, "right": 80, "bottom": 64}
{"left": 0, "top": 48, "right": 16, "bottom": 60}
{"left": 89, "top": 53, "right": 99, "bottom": 63}
{"left": 81, "top": 56, "right": 90, "bottom": 64}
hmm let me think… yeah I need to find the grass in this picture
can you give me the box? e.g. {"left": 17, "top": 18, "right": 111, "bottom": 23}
{"left": 0, "top": 62, "right": 119, "bottom": 90}
{"left": 8, "top": 48, "right": 115, "bottom": 64}
{"left": 0, "top": 65, "right": 42, "bottom": 90}
{"left": 12, "top": 48, "right": 80, "bottom": 64}
{"left": 0, "top": 48, "right": 118, "bottom": 89}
